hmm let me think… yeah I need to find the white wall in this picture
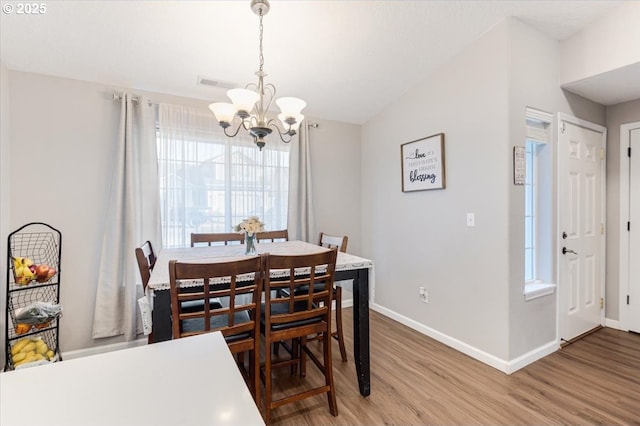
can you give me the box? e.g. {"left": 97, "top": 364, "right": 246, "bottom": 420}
{"left": 506, "top": 19, "right": 605, "bottom": 360}
{"left": 1, "top": 62, "right": 10, "bottom": 367}
{"left": 309, "top": 118, "right": 361, "bottom": 255}
{"left": 560, "top": 2, "right": 640, "bottom": 86}
{"left": 506, "top": 19, "right": 559, "bottom": 360}
{"left": 362, "top": 16, "right": 611, "bottom": 368}
{"left": 362, "top": 21, "right": 511, "bottom": 360}
{"left": 4, "top": 71, "right": 361, "bottom": 353}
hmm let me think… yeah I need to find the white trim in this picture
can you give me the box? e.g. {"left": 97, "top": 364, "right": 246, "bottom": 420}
{"left": 556, "top": 113, "right": 607, "bottom": 343}
{"left": 619, "top": 121, "right": 640, "bottom": 331}
{"left": 371, "top": 303, "right": 558, "bottom": 374}
{"left": 605, "top": 319, "right": 623, "bottom": 330}
{"left": 507, "top": 340, "right": 559, "bottom": 373}
{"left": 524, "top": 282, "right": 556, "bottom": 301}
{"left": 61, "top": 338, "right": 147, "bottom": 360}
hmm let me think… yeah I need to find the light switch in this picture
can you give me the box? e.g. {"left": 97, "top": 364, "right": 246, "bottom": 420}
{"left": 466, "top": 213, "right": 475, "bottom": 227}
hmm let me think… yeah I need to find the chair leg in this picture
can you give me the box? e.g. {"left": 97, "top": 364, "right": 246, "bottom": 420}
{"left": 251, "top": 348, "right": 260, "bottom": 417}
{"left": 300, "top": 336, "right": 307, "bottom": 377}
{"left": 323, "top": 328, "right": 339, "bottom": 416}
{"left": 334, "top": 285, "right": 348, "bottom": 362}
{"left": 263, "top": 341, "right": 272, "bottom": 424}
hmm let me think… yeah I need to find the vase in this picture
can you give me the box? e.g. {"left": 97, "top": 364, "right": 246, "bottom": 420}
{"left": 245, "top": 233, "right": 257, "bottom": 255}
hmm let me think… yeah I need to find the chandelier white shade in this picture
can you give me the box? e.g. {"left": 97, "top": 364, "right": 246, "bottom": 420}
{"left": 208, "top": 0, "right": 306, "bottom": 150}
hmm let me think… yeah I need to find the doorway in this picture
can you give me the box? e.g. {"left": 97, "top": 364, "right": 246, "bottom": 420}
{"left": 619, "top": 121, "right": 640, "bottom": 332}
{"left": 558, "top": 113, "right": 606, "bottom": 342}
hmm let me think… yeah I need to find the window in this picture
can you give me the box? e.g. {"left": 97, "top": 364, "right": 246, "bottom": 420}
{"left": 156, "top": 105, "right": 289, "bottom": 248}
{"left": 524, "top": 108, "right": 553, "bottom": 291}
{"left": 525, "top": 140, "right": 541, "bottom": 281}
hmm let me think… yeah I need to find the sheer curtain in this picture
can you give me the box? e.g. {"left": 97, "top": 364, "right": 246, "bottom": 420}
{"left": 157, "top": 104, "right": 290, "bottom": 248}
{"left": 287, "top": 121, "right": 316, "bottom": 242}
{"left": 92, "top": 93, "right": 161, "bottom": 340}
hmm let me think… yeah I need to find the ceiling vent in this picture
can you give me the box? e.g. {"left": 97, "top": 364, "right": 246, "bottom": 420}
{"left": 197, "top": 76, "right": 236, "bottom": 90}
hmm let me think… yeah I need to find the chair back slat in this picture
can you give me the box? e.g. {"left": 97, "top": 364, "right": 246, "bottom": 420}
{"left": 191, "top": 232, "right": 245, "bottom": 247}
{"left": 169, "top": 255, "right": 263, "bottom": 344}
{"left": 264, "top": 249, "right": 337, "bottom": 328}
{"left": 256, "top": 229, "right": 289, "bottom": 243}
{"left": 318, "top": 232, "right": 348, "bottom": 253}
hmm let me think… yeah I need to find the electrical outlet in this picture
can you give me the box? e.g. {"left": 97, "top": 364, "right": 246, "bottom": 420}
{"left": 419, "top": 286, "right": 428, "bottom": 303}
{"left": 466, "top": 212, "right": 475, "bottom": 227}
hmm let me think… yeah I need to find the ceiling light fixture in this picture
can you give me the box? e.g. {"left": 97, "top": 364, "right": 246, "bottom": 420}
{"left": 209, "top": 0, "right": 305, "bottom": 150}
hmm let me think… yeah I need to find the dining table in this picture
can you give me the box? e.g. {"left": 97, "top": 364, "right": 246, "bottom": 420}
{"left": 147, "top": 239, "right": 374, "bottom": 397}
{"left": 0, "top": 332, "right": 264, "bottom": 426}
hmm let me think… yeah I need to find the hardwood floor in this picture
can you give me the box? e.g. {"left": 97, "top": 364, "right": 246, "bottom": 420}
{"left": 269, "top": 309, "right": 640, "bottom": 425}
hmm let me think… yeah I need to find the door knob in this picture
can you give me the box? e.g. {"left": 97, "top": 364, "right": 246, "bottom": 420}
{"left": 562, "top": 247, "right": 578, "bottom": 255}
{"left": 562, "top": 231, "right": 567, "bottom": 240}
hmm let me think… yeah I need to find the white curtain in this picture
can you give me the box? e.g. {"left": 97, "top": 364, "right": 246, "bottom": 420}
{"left": 287, "top": 121, "right": 316, "bottom": 242}
{"left": 92, "top": 93, "right": 161, "bottom": 340}
{"left": 157, "top": 104, "right": 290, "bottom": 248}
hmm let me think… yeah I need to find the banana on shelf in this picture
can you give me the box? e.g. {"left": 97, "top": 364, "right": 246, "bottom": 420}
{"left": 12, "top": 256, "right": 36, "bottom": 285}
{"left": 10, "top": 337, "right": 56, "bottom": 368}
{"left": 12, "top": 257, "right": 57, "bottom": 285}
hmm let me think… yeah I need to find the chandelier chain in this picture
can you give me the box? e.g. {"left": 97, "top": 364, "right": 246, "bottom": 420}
{"left": 258, "top": 12, "right": 264, "bottom": 73}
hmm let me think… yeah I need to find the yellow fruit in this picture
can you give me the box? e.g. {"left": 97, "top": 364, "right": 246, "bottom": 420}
{"left": 34, "top": 354, "right": 45, "bottom": 361}
{"left": 10, "top": 339, "right": 31, "bottom": 355}
{"left": 36, "top": 344, "right": 48, "bottom": 355}
{"left": 21, "top": 342, "right": 36, "bottom": 353}
{"left": 12, "top": 352, "right": 27, "bottom": 363}
{"left": 45, "top": 350, "right": 55, "bottom": 360}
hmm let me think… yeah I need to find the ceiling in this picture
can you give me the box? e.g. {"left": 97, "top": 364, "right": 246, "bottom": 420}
{"left": 0, "top": 0, "right": 632, "bottom": 124}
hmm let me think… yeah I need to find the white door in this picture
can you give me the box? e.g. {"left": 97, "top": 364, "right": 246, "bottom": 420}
{"left": 558, "top": 114, "right": 606, "bottom": 342}
{"left": 628, "top": 126, "right": 640, "bottom": 332}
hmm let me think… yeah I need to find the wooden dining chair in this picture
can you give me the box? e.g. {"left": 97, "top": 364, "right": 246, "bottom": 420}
{"left": 256, "top": 229, "right": 288, "bottom": 243}
{"left": 191, "top": 232, "right": 245, "bottom": 247}
{"left": 280, "top": 233, "right": 349, "bottom": 362}
{"left": 135, "top": 241, "right": 156, "bottom": 291}
{"left": 261, "top": 249, "right": 339, "bottom": 424}
{"left": 318, "top": 232, "right": 349, "bottom": 362}
{"left": 169, "top": 255, "right": 264, "bottom": 403}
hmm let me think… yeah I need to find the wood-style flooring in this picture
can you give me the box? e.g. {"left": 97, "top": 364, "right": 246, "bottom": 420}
{"left": 268, "top": 308, "right": 640, "bottom": 425}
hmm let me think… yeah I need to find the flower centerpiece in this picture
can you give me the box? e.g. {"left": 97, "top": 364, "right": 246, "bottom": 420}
{"left": 234, "top": 216, "right": 264, "bottom": 255}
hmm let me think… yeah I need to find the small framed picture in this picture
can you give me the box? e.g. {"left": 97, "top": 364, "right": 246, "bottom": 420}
{"left": 513, "top": 146, "right": 526, "bottom": 185}
{"left": 401, "top": 133, "right": 446, "bottom": 192}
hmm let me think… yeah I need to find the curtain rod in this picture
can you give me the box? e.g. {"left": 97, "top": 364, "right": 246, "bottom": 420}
{"left": 113, "top": 92, "right": 319, "bottom": 127}
{"left": 112, "top": 92, "right": 156, "bottom": 106}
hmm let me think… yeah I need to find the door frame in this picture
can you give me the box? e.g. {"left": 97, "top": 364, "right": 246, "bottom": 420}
{"left": 618, "top": 121, "right": 640, "bottom": 331}
{"left": 556, "top": 113, "right": 607, "bottom": 342}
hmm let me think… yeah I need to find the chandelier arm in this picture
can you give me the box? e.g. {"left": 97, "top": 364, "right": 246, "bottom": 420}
{"left": 267, "top": 121, "right": 295, "bottom": 143}
{"left": 223, "top": 120, "right": 246, "bottom": 138}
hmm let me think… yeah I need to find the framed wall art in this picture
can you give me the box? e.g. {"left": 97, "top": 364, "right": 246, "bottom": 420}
{"left": 401, "top": 133, "right": 446, "bottom": 192}
{"left": 513, "top": 146, "right": 526, "bottom": 185}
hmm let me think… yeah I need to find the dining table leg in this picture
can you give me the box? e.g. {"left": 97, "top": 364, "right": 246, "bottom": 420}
{"left": 151, "top": 290, "right": 173, "bottom": 343}
{"left": 354, "top": 268, "right": 371, "bottom": 396}
{"left": 338, "top": 267, "right": 371, "bottom": 397}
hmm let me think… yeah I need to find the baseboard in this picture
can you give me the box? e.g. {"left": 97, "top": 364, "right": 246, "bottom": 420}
{"left": 61, "top": 337, "right": 147, "bottom": 360}
{"left": 605, "top": 318, "right": 623, "bottom": 330}
{"left": 506, "top": 340, "right": 558, "bottom": 373}
{"left": 371, "top": 303, "right": 558, "bottom": 374}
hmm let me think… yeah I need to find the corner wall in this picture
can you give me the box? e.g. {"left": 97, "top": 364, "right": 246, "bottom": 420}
{"left": 560, "top": 2, "right": 640, "bottom": 86}
{"left": 362, "top": 21, "right": 511, "bottom": 361}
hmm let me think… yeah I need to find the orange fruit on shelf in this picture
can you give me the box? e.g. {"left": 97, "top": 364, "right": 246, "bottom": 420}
{"left": 15, "top": 323, "right": 31, "bottom": 335}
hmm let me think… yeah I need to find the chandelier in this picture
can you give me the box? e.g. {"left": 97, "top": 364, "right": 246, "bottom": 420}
{"left": 209, "top": 0, "right": 306, "bottom": 150}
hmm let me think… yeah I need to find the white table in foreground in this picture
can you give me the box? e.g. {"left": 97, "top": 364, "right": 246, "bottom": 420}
{"left": 0, "top": 332, "right": 264, "bottom": 426}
